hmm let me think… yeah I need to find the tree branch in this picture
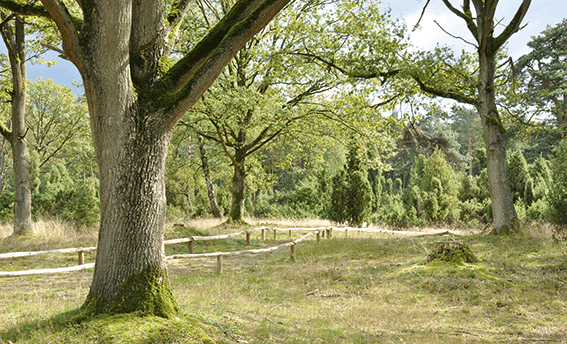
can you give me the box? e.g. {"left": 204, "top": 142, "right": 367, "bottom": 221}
{"left": 291, "top": 52, "right": 399, "bottom": 82}
{"left": 0, "top": 0, "right": 50, "bottom": 18}
{"left": 0, "top": 120, "right": 12, "bottom": 143}
{"left": 411, "top": 73, "right": 479, "bottom": 106}
{"left": 493, "top": 0, "right": 531, "bottom": 51}
{"left": 39, "top": 0, "right": 85, "bottom": 75}
{"left": 440, "top": 0, "right": 478, "bottom": 40}
{"left": 157, "top": 0, "right": 291, "bottom": 127}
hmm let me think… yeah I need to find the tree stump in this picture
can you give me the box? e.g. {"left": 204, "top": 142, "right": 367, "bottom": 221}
{"left": 425, "top": 241, "right": 478, "bottom": 264}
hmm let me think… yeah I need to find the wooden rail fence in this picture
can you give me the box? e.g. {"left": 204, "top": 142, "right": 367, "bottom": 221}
{"left": 0, "top": 226, "right": 453, "bottom": 276}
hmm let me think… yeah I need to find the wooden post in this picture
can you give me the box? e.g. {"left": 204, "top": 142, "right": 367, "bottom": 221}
{"left": 261, "top": 228, "right": 265, "bottom": 241}
{"left": 345, "top": 228, "right": 348, "bottom": 238}
{"left": 246, "top": 232, "right": 251, "bottom": 246}
{"left": 288, "top": 229, "right": 292, "bottom": 238}
{"left": 273, "top": 229, "right": 277, "bottom": 240}
{"left": 290, "top": 244, "right": 296, "bottom": 261}
{"left": 217, "top": 255, "right": 222, "bottom": 274}
{"left": 329, "top": 228, "right": 333, "bottom": 238}
{"left": 321, "top": 229, "right": 325, "bottom": 238}
{"left": 77, "top": 250, "right": 84, "bottom": 265}
{"left": 326, "top": 228, "right": 330, "bottom": 239}
{"left": 316, "top": 231, "right": 320, "bottom": 244}
{"left": 188, "top": 238, "right": 194, "bottom": 254}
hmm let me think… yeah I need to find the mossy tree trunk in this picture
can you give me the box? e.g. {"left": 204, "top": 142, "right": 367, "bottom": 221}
{"left": 2, "top": 0, "right": 291, "bottom": 316}
{"left": 0, "top": 15, "right": 32, "bottom": 236}
{"left": 470, "top": 0, "right": 527, "bottom": 234}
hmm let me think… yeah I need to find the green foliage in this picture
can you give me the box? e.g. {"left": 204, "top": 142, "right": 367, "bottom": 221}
{"left": 547, "top": 138, "right": 567, "bottom": 224}
{"left": 507, "top": 150, "right": 529, "bottom": 202}
{"left": 409, "top": 150, "right": 460, "bottom": 223}
{"left": 32, "top": 164, "right": 100, "bottom": 226}
{"left": 0, "top": 190, "right": 14, "bottom": 222}
{"left": 26, "top": 78, "right": 92, "bottom": 172}
{"left": 526, "top": 198, "right": 549, "bottom": 221}
{"left": 515, "top": 18, "right": 567, "bottom": 132}
{"left": 327, "top": 138, "right": 373, "bottom": 226}
{"left": 473, "top": 147, "right": 487, "bottom": 175}
{"left": 62, "top": 178, "right": 100, "bottom": 227}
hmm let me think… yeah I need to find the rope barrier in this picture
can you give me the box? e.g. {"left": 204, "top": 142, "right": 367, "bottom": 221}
{"left": 0, "top": 226, "right": 456, "bottom": 276}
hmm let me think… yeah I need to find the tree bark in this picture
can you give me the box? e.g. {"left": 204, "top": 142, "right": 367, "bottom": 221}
{"left": 25, "top": 0, "right": 291, "bottom": 316}
{"left": 230, "top": 152, "right": 247, "bottom": 223}
{"left": 477, "top": 53, "right": 518, "bottom": 234}
{"left": 197, "top": 135, "right": 224, "bottom": 218}
{"left": 434, "top": 0, "right": 530, "bottom": 234}
{"left": 1, "top": 16, "right": 32, "bottom": 235}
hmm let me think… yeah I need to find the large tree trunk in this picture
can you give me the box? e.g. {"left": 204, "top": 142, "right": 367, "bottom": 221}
{"left": 198, "top": 135, "right": 224, "bottom": 218}
{"left": 32, "top": 0, "right": 290, "bottom": 317}
{"left": 79, "top": 2, "right": 177, "bottom": 317}
{"left": 473, "top": 2, "right": 520, "bottom": 235}
{"left": 2, "top": 16, "right": 32, "bottom": 235}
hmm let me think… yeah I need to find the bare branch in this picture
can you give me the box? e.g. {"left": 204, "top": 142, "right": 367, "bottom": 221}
{"left": 433, "top": 20, "right": 477, "bottom": 48}
{"left": 413, "top": 0, "right": 431, "bottom": 31}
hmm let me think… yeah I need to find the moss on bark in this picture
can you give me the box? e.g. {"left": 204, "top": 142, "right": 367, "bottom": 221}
{"left": 83, "top": 265, "right": 179, "bottom": 318}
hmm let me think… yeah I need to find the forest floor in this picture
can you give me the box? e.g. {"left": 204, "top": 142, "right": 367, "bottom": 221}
{"left": 0, "top": 219, "right": 566, "bottom": 343}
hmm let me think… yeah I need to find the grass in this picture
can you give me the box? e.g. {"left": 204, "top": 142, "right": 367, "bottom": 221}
{"left": 0, "top": 219, "right": 566, "bottom": 343}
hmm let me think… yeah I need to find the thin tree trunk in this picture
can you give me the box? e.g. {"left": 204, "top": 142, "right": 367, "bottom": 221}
{"left": 229, "top": 155, "right": 247, "bottom": 223}
{"left": 0, "top": 136, "right": 6, "bottom": 192}
{"left": 1, "top": 16, "right": 32, "bottom": 235}
{"left": 197, "top": 135, "right": 223, "bottom": 218}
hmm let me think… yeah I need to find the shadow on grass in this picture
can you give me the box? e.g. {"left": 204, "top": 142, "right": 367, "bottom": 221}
{"left": 1, "top": 308, "right": 216, "bottom": 344}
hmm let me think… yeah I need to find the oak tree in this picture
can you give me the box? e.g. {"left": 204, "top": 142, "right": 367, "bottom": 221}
{"left": 410, "top": 0, "right": 531, "bottom": 234}
{"left": 0, "top": 0, "right": 290, "bottom": 316}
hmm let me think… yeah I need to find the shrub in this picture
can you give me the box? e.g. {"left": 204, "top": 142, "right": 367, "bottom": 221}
{"left": 326, "top": 137, "right": 373, "bottom": 227}
{"left": 547, "top": 139, "right": 567, "bottom": 224}
{"left": 62, "top": 178, "right": 100, "bottom": 226}
{"left": 507, "top": 150, "right": 529, "bottom": 202}
{"left": 408, "top": 150, "right": 460, "bottom": 223}
{"left": 0, "top": 191, "right": 14, "bottom": 222}
{"left": 526, "top": 198, "right": 548, "bottom": 221}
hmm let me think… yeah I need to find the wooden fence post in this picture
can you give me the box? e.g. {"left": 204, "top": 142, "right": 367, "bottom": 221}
{"left": 188, "top": 238, "right": 194, "bottom": 254}
{"left": 329, "top": 228, "right": 333, "bottom": 238}
{"left": 288, "top": 229, "right": 292, "bottom": 238}
{"left": 345, "top": 228, "right": 348, "bottom": 238}
{"left": 78, "top": 250, "right": 84, "bottom": 265}
{"left": 261, "top": 228, "right": 265, "bottom": 241}
{"left": 290, "top": 244, "right": 296, "bottom": 261}
{"left": 273, "top": 229, "right": 277, "bottom": 240}
{"left": 217, "top": 255, "right": 222, "bottom": 274}
{"left": 246, "top": 232, "right": 251, "bottom": 246}
{"left": 316, "top": 231, "right": 320, "bottom": 244}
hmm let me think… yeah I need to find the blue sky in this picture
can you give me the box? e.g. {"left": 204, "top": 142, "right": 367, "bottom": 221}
{"left": 26, "top": 0, "right": 566, "bottom": 95}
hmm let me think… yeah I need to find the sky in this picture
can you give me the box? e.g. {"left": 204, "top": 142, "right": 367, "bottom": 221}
{"left": 384, "top": 0, "right": 567, "bottom": 59}
{"left": 25, "top": 0, "right": 567, "bottom": 94}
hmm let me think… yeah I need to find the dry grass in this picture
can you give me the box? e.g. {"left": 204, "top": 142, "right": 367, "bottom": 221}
{"left": 0, "top": 219, "right": 97, "bottom": 241}
{"left": 1, "top": 218, "right": 566, "bottom": 343}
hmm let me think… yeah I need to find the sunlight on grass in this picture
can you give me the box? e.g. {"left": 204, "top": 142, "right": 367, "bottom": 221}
{"left": 1, "top": 219, "right": 566, "bottom": 343}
